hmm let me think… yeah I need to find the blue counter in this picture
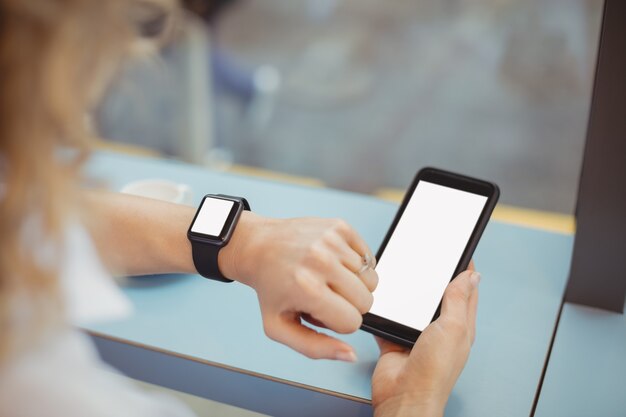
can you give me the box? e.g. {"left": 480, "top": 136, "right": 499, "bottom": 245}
{"left": 85, "top": 151, "right": 574, "bottom": 416}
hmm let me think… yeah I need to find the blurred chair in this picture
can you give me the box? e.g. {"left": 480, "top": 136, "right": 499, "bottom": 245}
{"left": 95, "top": 1, "right": 215, "bottom": 165}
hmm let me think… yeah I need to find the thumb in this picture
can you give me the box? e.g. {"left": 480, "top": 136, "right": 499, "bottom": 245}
{"left": 375, "top": 336, "right": 409, "bottom": 356}
{"left": 440, "top": 270, "right": 480, "bottom": 323}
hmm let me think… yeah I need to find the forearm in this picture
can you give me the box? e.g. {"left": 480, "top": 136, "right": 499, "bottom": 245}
{"left": 83, "top": 189, "right": 262, "bottom": 278}
{"left": 82, "top": 190, "right": 198, "bottom": 276}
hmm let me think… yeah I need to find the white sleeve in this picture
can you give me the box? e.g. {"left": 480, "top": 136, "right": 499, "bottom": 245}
{"left": 0, "top": 331, "right": 196, "bottom": 417}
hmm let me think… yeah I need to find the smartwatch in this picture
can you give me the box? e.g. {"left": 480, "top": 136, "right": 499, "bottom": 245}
{"left": 187, "top": 194, "right": 251, "bottom": 282}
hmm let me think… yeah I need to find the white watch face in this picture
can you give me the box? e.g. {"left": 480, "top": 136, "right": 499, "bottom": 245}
{"left": 191, "top": 197, "right": 236, "bottom": 237}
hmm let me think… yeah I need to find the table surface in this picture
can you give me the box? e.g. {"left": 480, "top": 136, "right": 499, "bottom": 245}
{"left": 85, "top": 151, "right": 575, "bottom": 416}
{"left": 535, "top": 303, "right": 626, "bottom": 417}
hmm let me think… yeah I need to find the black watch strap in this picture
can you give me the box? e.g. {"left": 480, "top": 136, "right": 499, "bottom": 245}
{"left": 191, "top": 195, "right": 250, "bottom": 282}
{"left": 192, "top": 240, "right": 233, "bottom": 282}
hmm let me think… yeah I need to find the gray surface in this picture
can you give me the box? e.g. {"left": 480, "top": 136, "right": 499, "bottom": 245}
{"left": 85, "top": 151, "right": 575, "bottom": 416}
{"left": 535, "top": 303, "right": 626, "bottom": 417}
{"left": 93, "top": 336, "right": 372, "bottom": 417}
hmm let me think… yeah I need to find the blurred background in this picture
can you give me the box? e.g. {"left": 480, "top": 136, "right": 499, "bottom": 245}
{"left": 96, "top": 0, "right": 603, "bottom": 217}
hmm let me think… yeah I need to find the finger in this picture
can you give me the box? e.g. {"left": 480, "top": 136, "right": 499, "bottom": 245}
{"left": 328, "top": 262, "right": 374, "bottom": 314}
{"left": 336, "top": 242, "right": 378, "bottom": 293}
{"left": 301, "top": 313, "right": 327, "bottom": 329}
{"left": 301, "top": 285, "right": 363, "bottom": 334}
{"left": 359, "top": 267, "right": 379, "bottom": 292}
{"left": 267, "top": 314, "right": 357, "bottom": 361}
{"left": 440, "top": 270, "right": 477, "bottom": 323}
{"left": 333, "top": 220, "right": 374, "bottom": 265}
{"left": 467, "top": 279, "right": 479, "bottom": 344}
{"left": 325, "top": 235, "right": 379, "bottom": 292}
{"left": 329, "top": 236, "right": 362, "bottom": 272}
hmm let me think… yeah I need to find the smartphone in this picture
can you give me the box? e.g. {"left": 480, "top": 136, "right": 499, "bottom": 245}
{"left": 361, "top": 167, "right": 499, "bottom": 347}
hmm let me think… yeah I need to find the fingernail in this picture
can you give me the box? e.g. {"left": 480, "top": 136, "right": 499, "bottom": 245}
{"left": 336, "top": 350, "right": 358, "bottom": 363}
{"left": 469, "top": 272, "right": 481, "bottom": 288}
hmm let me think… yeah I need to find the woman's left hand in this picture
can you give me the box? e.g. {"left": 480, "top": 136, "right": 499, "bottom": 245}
{"left": 371, "top": 269, "right": 479, "bottom": 417}
{"left": 219, "top": 212, "right": 378, "bottom": 362}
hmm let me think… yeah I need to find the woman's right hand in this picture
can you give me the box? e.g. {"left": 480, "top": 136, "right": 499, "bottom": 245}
{"left": 218, "top": 212, "right": 378, "bottom": 362}
{"left": 371, "top": 270, "right": 480, "bottom": 417}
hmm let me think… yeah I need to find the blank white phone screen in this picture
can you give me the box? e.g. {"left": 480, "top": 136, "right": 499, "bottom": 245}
{"left": 371, "top": 181, "right": 487, "bottom": 331}
{"left": 191, "top": 198, "right": 235, "bottom": 237}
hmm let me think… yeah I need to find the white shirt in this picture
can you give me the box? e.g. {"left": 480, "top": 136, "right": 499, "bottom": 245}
{"left": 0, "top": 224, "right": 195, "bottom": 417}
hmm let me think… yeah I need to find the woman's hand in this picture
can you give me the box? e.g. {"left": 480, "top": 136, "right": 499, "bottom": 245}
{"left": 219, "top": 212, "right": 378, "bottom": 362}
{"left": 371, "top": 270, "right": 480, "bottom": 417}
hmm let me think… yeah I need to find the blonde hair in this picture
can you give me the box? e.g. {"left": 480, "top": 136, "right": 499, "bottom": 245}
{"left": 0, "top": 0, "right": 131, "bottom": 360}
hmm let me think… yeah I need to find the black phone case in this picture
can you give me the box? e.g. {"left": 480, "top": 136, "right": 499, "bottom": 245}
{"left": 361, "top": 167, "right": 500, "bottom": 347}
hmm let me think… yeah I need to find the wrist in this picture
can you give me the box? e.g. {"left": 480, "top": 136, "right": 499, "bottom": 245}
{"left": 217, "top": 211, "right": 266, "bottom": 284}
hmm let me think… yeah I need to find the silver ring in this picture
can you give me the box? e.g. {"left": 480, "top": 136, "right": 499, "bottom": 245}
{"left": 357, "top": 253, "right": 374, "bottom": 275}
